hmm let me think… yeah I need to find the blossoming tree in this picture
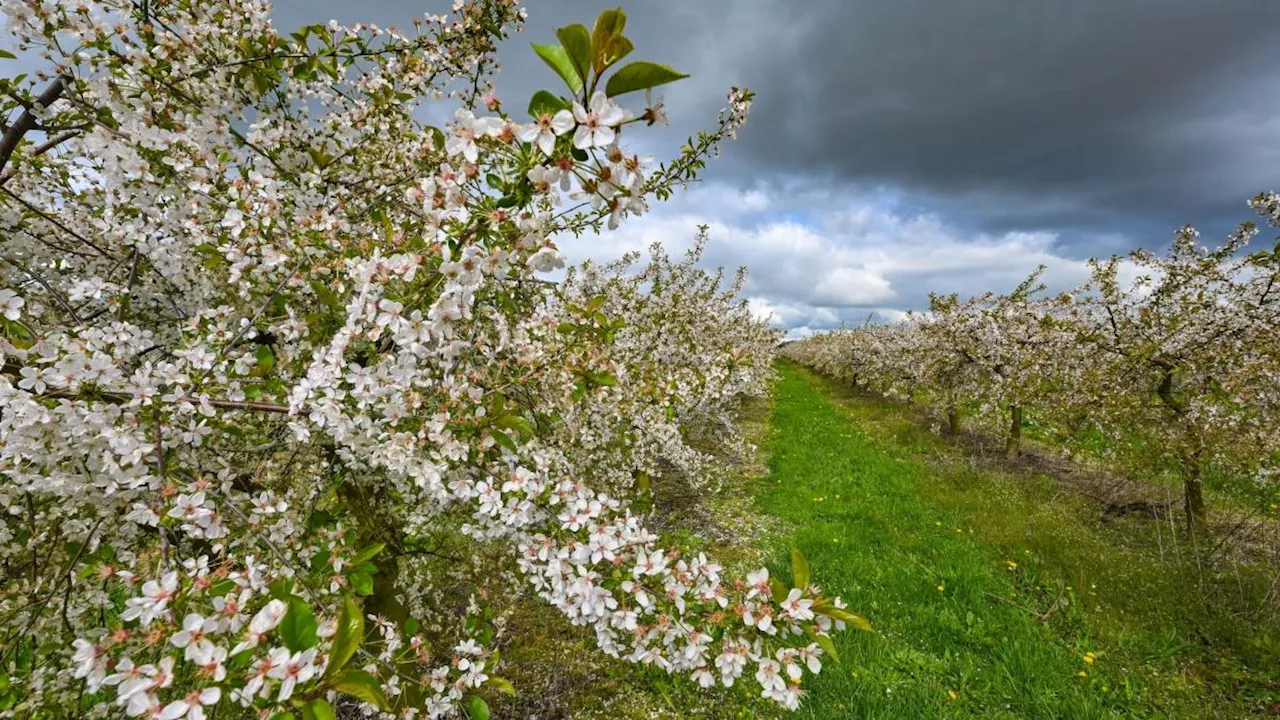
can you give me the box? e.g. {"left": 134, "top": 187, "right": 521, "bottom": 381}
{"left": 1068, "top": 216, "right": 1280, "bottom": 534}
{"left": 0, "top": 1, "right": 862, "bottom": 716}
{"left": 784, "top": 198, "right": 1280, "bottom": 536}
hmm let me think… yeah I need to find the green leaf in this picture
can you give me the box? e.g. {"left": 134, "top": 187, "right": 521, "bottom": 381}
{"left": 349, "top": 571, "right": 374, "bottom": 597}
{"left": 425, "top": 125, "right": 445, "bottom": 152}
{"left": 488, "top": 677, "right": 517, "bottom": 697}
{"left": 496, "top": 414, "right": 534, "bottom": 440}
{"left": 466, "top": 695, "right": 491, "bottom": 720}
{"left": 769, "top": 578, "right": 789, "bottom": 604}
{"left": 324, "top": 595, "right": 364, "bottom": 678}
{"left": 822, "top": 606, "right": 874, "bottom": 632}
{"left": 331, "top": 669, "right": 390, "bottom": 711}
{"left": 307, "top": 147, "right": 331, "bottom": 169}
{"left": 592, "top": 9, "right": 632, "bottom": 74}
{"left": 493, "top": 430, "right": 519, "bottom": 453}
{"left": 353, "top": 543, "right": 386, "bottom": 565}
{"left": 207, "top": 579, "right": 236, "bottom": 597}
{"left": 0, "top": 50, "right": 16, "bottom": 60}
{"left": 280, "top": 598, "right": 319, "bottom": 651}
{"left": 255, "top": 344, "right": 276, "bottom": 371}
{"left": 555, "top": 24, "right": 592, "bottom": 87}
{"left": 604, "top": 61, "right": 688, "bottom": 97}
{"left": 592, "top": 7, "right": 627, "bottom": 51}
{"left": 528, "top": 89, "right": 569, "bottom": 119}
{"left": 806, "top": 626, "right": 840, "bottom": 664}
{"left": 308, "top": 699, "right": 337, "bottom": 720}
{"left": 790, "top": 547, "right": 811, "bottom": 590}
{"left": 269, "top": 578, "right": 295, "bottom": 601}
{"left": 597, "top": 36, "right": 634, "bottom": 76}
{"left": 292, "top": 56, "right": 318, "bottom": 80}
{"left": 310, "top": 280, "right": 341, "bottom": 310}
{"left": 531, "top": 43, "right": 583, "bottom": 94}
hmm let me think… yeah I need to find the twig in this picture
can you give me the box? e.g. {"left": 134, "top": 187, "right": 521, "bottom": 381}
{"left": 0, "top": 128, "right": 83, "bottom": 186}
{"left": 1, "top": 186, "right": 115, "bottom": 259}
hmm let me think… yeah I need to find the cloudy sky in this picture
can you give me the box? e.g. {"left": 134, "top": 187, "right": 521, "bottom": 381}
{"left": 279, "top": 1, "right": 1280, "bottom": 334}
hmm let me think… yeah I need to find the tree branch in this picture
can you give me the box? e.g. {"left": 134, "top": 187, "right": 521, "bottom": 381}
{"left": 1, "top": 360, "right": 292, "bottom": 414}
{"left": 0, "top": 128, "right": 82, "bottom": 187}
{"left": 0, "top": 76, "right": 70, "bottom": 174}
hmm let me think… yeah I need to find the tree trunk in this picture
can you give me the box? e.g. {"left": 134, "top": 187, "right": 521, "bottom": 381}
{"left": 1005, "top": 404, "right": 1023, "bottom": 458}
{"left": 947, "top": 406, "right": 961, "bottom": 435}
{"left": 1183, "top": 460, "right": 1207, "bottom": 540}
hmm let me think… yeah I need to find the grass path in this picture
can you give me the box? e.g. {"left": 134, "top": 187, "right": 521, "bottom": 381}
{"left": 758, "top": 361, "right": 1274, "bottom": 719}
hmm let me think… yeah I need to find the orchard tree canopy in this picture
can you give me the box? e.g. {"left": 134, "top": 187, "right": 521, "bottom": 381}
{"left": 0, "top": 1, "right": 861, "bottom": 717}
{"left": 784, "top": 202, "right": 1280, "bottom": 535}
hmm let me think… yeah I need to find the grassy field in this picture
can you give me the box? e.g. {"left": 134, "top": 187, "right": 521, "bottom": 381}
{"left": 762, "top": 360, "right": 1279, "bottom": 719}
{"left": 499, "top": 360, "right": 1279, "bottom": 718}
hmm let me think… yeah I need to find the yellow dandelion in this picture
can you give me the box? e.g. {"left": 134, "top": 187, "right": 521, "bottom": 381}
{"left": 948, "top": 690, "right": 957, "bottom": 701}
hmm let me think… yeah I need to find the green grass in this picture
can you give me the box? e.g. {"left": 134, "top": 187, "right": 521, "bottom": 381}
{"left": 494, "top": 361, "right": 1278, "bottom": 718}
{"left": 758, "top": 360, "right": 1280, "bottom": 719}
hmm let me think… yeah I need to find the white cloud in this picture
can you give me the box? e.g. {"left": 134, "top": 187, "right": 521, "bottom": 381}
{"left": 810, "top": 267, "right": 895, "bottom": 306}
{"left": 560, "top": 180, "right": 1120, "bottom": 330}
{"left": 784, "top": 326, "right": 817, "bottom": 340}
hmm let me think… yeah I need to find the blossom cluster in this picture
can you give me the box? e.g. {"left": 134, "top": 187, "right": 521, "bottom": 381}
{"left": 0, "top": 1, "right": 856, "bottom": 716}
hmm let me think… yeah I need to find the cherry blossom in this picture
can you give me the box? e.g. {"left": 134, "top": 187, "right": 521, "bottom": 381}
{"left": 573, "top": 91, "right": 627, "bottom": 149}
{"left": 518, "top": 108, "right": 575, "bottom": 155}
{"left": 0, "top": 288, "right": 23, "bottom": 320}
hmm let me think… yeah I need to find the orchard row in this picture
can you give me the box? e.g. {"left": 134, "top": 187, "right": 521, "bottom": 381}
{"left": 784, "top": 197, "right": 1280, "bottom": 535}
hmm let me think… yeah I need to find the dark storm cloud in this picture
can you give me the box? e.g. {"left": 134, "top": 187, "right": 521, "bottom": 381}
{"left": 276, "top": 0, "right": 1280, "bottom": 244}
{"left": 714, "top": 0, "right": 1280, "bottom": 240}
